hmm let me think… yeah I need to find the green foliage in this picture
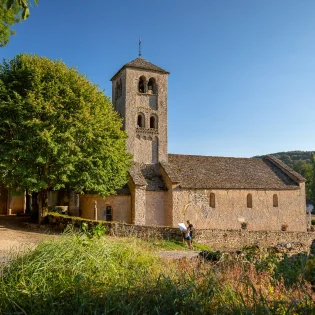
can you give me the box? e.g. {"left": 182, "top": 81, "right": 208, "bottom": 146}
{"left": 305, "top": 255, "right": 315, "bottom": 284}
{"left": 0, "top": 0, "right": 21, "bottom": 47}
{"left": 1, "top": 234, "right": 314, "bottom": 314}
{"left": 0, "top": 0, "right": 38, "bottom": 47}
{"left": 255, "top": 151, "right": 315, "bottom": 201}
{"left": 81, "top": 221, "right": 106, "bottom": 239}
{"left": 274, "top": 253, "right": 308, "bottom": 287}
{"left": 311, "top": 153, "right": 315, "bottom": 206}
{"left": 0, "top": 54, "right": 132, "bottom": 198}
{"left": 6, "top": 0, "right": 38, "bottom": 19}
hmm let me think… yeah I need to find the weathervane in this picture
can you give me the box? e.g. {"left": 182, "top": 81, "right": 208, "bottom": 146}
{"left": 139, "top": 37, "right": 142, "bottom": 57}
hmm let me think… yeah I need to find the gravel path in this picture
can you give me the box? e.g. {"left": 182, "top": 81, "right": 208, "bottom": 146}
{"left": 157, "top": 250, "right": 200, "bottom": 260}
{"left": 0, "top": 215, "right": 60, "bottom": 263}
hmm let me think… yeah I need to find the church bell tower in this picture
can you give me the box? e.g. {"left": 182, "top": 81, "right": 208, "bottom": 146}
{"left": 111, "top": 57, "right": 169, "bottom": 164}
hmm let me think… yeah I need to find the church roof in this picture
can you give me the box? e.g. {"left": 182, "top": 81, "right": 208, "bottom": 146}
{"left": 160, "top": 154, "right": 305, "bottom": 190}
{"left": 110, "top": 57, "right": 170, "bottom": 81}
{"left": 129, "top": 163, "right": 167, "bottom": 191}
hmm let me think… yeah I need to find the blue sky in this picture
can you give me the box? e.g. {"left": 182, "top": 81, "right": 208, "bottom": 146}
{"left": 2, "top": 0, "right": 315, "bottom": 157}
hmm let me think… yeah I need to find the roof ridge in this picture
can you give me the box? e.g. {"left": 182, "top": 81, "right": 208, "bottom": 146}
{"left": 168, "top": 153, "right": 257, "bottom": 160}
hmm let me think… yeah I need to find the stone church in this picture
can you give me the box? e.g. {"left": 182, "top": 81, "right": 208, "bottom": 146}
{"left": 0, "top": 57, "right": 307, "bottom": 232}
{"left": 79, "top": 57, "right": 307, "bottom": 232}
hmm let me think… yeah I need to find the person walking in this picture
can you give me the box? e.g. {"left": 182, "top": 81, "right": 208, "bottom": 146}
{"left": 184, "top": 225, "right": 194, "bottom": 250}
{"left": 186, "top": 220, "right": 195, "bottom": 244}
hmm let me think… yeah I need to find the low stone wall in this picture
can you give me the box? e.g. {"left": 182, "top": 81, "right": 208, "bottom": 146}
{"left": 46, "top": 214, "right": 181, "bottom": 240}
{"left": 195, "top": 229, "right": 315, "bottom": 253}
{"left": 47, "top": 214, "right": 315, "bottom": 253}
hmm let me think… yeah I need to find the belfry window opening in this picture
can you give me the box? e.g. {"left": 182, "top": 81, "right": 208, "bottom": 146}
{"left": 137, "top": 113, "right": 145, "bottom": 128}
{"left": 147, "top": 77, "right": 156, "bottom": 94}
{"left": 150, "top": 115, "right": 157, "bottom": 129}
{"left": 138, "top": 76, "right": 146, "bottom": 93}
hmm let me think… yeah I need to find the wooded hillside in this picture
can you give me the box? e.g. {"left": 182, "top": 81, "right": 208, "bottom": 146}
{"left": 255, "top": 151, "right": 314, "bottom": 203}
{"left": 254, "top": 151, "right": 314, "bottom": 168}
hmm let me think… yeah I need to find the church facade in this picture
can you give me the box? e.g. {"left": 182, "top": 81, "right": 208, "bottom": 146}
{"left": 79, "top": 57, "right": 307, "bottom": 232}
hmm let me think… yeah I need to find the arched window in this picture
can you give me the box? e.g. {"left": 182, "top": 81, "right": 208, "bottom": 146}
{"left": 138, "top": 76, "right": 146, "bottom": 93}
{"left": 210, "top": 193, "right": 215, "bottom": 208}
{"left": 247, "top": 193, "right": 252, "bottom": 208}
{"left": 119, "top": 78, "right": 122, "bottom": 97}
{"left": 115, "top": 82, "right": 119, "bottom": 100}
{"left": 137, "top": 113, "right": 145, "bottom": 128}
{"left": 105, "top": 206, "right": 112, "bottom": 221}
{"left": 150, "top": 115, "right": 157, "bottom": 129}
{"left": 273, "top": 194, "right": 278, "bottom": 207}
{"left": 148, "top": 77, "right": 156, "bottom": 94}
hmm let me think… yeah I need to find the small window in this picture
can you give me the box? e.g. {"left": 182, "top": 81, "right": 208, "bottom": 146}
{"left": 105, "top": 206, "right": 112, "bottom": 221}
{"left": 119, "top": 79, "right": 122, "bottom": 97}
{"left": 210, "top": 193, "right": 215, "bottom": 208}
{"left": 150, "top": 116, "right": 157, "bottom": 129}
{"left": 137, "top": 113, "right": 145, "bottom": 128}
{"left": 148, "top": 77, "right": 156, "bottom": 94}
{"left": 247, "top": 193, "right": 252, "bottom": 208}
{"left": 115, "top": 82, "right": 119, "bottom": 100}
{"left": 273, "top": 194, "right": 278, "bottom": 207}
{"left": 138, "top": 76, "right": 146, "bottom": 93}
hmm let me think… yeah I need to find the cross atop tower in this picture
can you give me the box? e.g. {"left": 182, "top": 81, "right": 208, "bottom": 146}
{"left": 139, "top": 38, "right": 142, "bottom": 57}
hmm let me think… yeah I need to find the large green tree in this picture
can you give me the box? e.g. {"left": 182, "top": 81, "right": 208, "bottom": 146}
{"left": 0, "top": 54, "right": 132, "bottom": 213}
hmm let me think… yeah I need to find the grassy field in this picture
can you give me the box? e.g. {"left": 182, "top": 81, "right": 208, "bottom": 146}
{"left": 0, "top": 226, "right": 314, "bottom": 314}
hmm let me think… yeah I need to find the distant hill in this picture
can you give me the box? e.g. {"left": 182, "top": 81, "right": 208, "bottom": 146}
{"left": 254, "top": 151, "right": 314, "bottom": 202}
{"left": 254, "top": 151, "right": 314, "bottom": 168}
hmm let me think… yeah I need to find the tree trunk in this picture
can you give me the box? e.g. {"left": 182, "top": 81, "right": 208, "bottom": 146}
{"left": 38, "top": 188, "right": 48, "bottom": 224}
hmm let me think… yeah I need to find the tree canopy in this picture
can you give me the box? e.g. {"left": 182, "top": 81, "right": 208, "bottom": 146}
{"left": 6, "top": 0, "right": 38, "bottom": 19}
{"left": 0, "top": 0, "right": 21, "bottom": 47}
{"left": 0, "top": 0, "right": 37, "bottom": 47}
{"left": 0, "top": 54, "right": 132, "bottom": 199}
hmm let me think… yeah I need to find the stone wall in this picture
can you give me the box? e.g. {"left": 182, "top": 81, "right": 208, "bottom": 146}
{"left": 9, "top": 195, "right": 25, "bottom": 214}
{"left": 170, "top": 187, "right": 306, "bottom": 232}
{"left": 112, "top": 67, "right": 168, "bottom": 164}
{"left": 47, "top": 214, "right": 315, "bottom": 253}
{"left": 145, "top": 191, "right": 167, "bottom": 226}
{"left": 79, "top": 194, "right": 131, "bottom": 223}
{"left": 195, "top": 229, "right": 314, "bottom": 252}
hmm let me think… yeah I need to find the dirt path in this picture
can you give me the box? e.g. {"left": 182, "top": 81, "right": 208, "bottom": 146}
{"left": 0, "top": 216, "right": 200, "bottom": 263}
{"left": 0, "top": 215, "right": 60, "bottom": 262}
{"left": 157, "top": 250, "right": 200, "bottom": 260}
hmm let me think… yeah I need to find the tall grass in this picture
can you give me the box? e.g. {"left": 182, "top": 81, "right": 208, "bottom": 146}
{"left": 0, "top": 229, "right": 314, "bottom": 314}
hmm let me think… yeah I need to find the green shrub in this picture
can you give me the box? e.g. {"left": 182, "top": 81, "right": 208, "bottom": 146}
{"left": 305, "top": 256, "right": 315, "bottom": 284}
